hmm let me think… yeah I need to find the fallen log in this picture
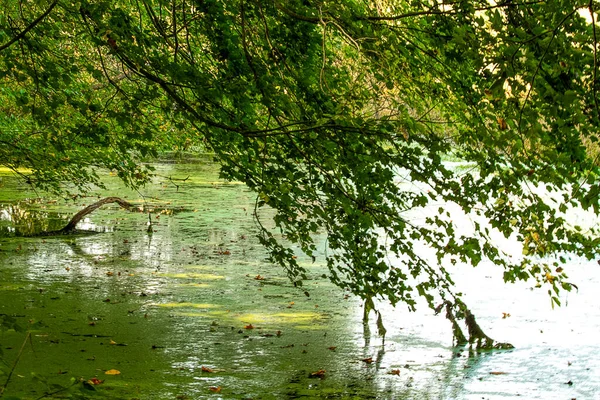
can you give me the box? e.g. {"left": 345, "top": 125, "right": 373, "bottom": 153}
{"left": 35, "top": 197, "right": 133, "bottom": 236}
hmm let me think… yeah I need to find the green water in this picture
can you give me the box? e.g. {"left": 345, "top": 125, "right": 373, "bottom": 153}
{"left": 1, "top": 159, "right": 598, "bottom": 399}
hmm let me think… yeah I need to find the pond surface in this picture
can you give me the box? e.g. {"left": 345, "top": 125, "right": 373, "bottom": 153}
{"left": 0, "top": 159, "right": 598, "bottom": 399}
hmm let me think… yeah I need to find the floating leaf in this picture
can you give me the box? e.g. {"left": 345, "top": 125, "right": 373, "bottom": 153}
{"left": 105, "top": 369, "right": 121, "bottom": 375}
{"left": 489, "top": 371, "right": 507, "bottom": 375}
{"left": 309, "top": 369, "right": 326, "bottom": 378}
{"left": 208, "top": 386, "right": 221, "bottom": 393}
{"left": 201, "top": 366, "right": 215, "bottom": 373}
{"left": 87, "top": 378, "right": 104, "bottom": 385}
{"left": 244, "top": 324, "right": 254, "bottom": 329}
{"left": 388, "top": 369, "right": 400, "bottom": 375}
{"left": 361, "top": 357, "right": 373, "bottom": 364}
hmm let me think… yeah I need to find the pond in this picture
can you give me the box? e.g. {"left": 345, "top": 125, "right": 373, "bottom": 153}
{"left": 0, "top": 159, "right": 598, "bottom": 399}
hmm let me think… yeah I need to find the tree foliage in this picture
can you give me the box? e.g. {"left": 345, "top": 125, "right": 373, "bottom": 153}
{"left": 1, "top": 0, "right": 599, "bottom": 342}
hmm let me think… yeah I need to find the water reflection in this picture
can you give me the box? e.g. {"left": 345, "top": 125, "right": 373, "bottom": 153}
{"left": 0, "top": 160, "right": 598, "bottom": 399}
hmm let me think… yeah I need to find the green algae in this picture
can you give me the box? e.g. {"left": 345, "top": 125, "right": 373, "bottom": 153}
{"left": 1, "top": 159, "right": 599, "bottom": 400}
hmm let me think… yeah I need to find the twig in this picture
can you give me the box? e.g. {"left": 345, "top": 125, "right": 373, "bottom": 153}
{"left": 0, "top": 332, "right": 31, "bottom": 397}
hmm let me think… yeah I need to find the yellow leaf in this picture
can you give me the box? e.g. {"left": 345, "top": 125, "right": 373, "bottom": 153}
{"left": 104, "top": 369, "right": 121, "bottom": 375}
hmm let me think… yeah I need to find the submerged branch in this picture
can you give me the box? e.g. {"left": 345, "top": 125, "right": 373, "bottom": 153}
{"left": 439, "top": 300, "right": 514, "bottom": 350}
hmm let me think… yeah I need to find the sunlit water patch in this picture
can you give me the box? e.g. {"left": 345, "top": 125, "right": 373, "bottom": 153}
{"left": 0, "top": 159, "right": 598, "bottom": 399}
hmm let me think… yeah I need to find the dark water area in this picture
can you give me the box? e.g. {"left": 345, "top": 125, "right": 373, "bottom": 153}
{"left": 0, "top": 161, "right": 598, "bottom": 399}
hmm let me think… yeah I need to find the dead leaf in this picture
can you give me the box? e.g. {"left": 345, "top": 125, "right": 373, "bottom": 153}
{"left": 309, "top": 369, "right": 326, "bottom": 378}
{"left": 502, "top": 312, "right": 511, "bottom": 319}
{"left": 87, "top": 378, "right": 104, "bottom": 385}
{"left": 388, "top": 369, "right": 400, "bottom": 375}
{"left": 327, "top": 346, "right": 337, "bottom": 351}
{"left": 497, "top": 117, "right": 508, "bottom": 130}
{"left": 361, "top": 357, "right": 373, "bottom": 364}
{"left": 254, "top": 275, "right": 265, "bottom": 280}
{"left": 201, "top": 366, "right": 215, "bottom": 373}
{"left": 208, "top": 386, "right": 221, "bottom": 393}
{"left": 489, "top": 371, "right": 507, "bottom": 375}
{"left": 104, "top": 369, "right": 121, "bottom": 375}
{"left": 244, "top": 324, "right": 254, "bottom": 330}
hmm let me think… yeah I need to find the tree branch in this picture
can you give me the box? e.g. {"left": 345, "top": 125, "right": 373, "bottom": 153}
{"left": 0, "top": 0, "right": 58, "bottom": 52}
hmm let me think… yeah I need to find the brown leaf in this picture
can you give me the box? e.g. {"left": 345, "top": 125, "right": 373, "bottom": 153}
{"left": 87, "top": 378, "right": 104, "bottom": 385}
{"left": 388, "top": 369, "right": 400, "bottom": 376}
{"left": 244, "top": 324, "right": 254, "bottom": 330}
{"left": 201, "top": 366, "right": 215, "bottom": 373}
{"left": 497, "top": 117, "right": 508, "bottom": 130}
{"left": 309, "top": 369, "right": 326, "bottom": 378}
{"left": 208, "top": 386, "right": 221, "bottom": 393}
{"left": 361, "top": 357, "right": 373, "bottom": 364}
{"left": 327, "top": 346, "right": 337, "bottom": 351}
{"left": 489, "top": 371, "right": 507, "bottom": 375}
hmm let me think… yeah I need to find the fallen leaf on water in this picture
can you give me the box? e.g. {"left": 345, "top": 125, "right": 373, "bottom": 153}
{"left": 109, "top": 340, "right": 117, "bottom": 345}
{"left": 254, "top": 274, "right": 265, "bottom": 280}
{"left": 208, "top": 386, "right": 221, "bottom": 393}
{"left": 87, "top": 378, "right": 104, "bottom": 385}
{"left": 106, "top": 271, "right": 114, "bottom": 277}
{"left": 309, "top": 369, "right": 326, "bottom": 378}
{"left": 327, "top": 346, "right": 337, "bottom": 351}
{"left": 361, "top": 357, "right": 373, "bottom": 364}
{"left": 201, "top": 366, "right": 215, "bottom": 373}
{"left": 244, "top": 324, "right": 254, "bottom": 330}
{"left": 104, "top": 369, "right": 121, "bottom": 375}
{"left": 489, "top": 371, "right": 507, "bottom": 375}
{"left": 388, "top": 369, "right": 400, "bottom": 375}
{"left": 502, "top": 312, "right": 511, "bottom": 319}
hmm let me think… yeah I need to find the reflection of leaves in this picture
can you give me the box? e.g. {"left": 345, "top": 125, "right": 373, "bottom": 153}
{"left": 0, "top": 314, "right": 24, "bottom": 332}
